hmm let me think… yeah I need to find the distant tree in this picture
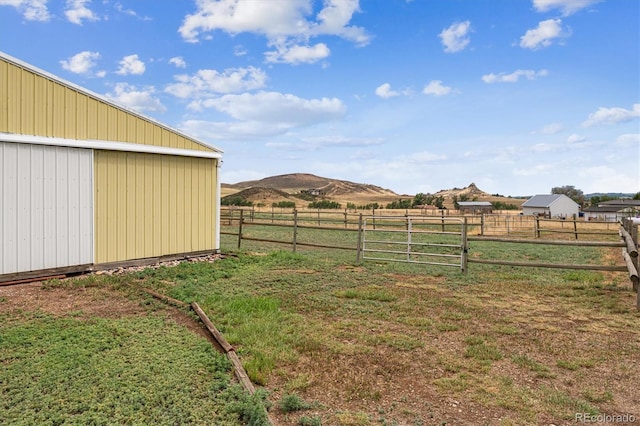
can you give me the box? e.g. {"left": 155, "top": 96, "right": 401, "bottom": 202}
{"left": 411, "top": 193, "right": 445, "bottom": 209}
{"left": 634, "top": 192, "right": 640, "bottom": 200}
{"left": 386, "top": 199, "right": 412, "bottom": 209}
{"left": 413, "top": 193, "right": 430, "bottom": 206}
{"left": 359, "top": 203, "right": 380, "bottom": 210}
{"left": 589, "top": 195, "right": 614, "bottom": 206}
{"left": 433, "top": 196, "right": 445, "bottom": 209}
{"left": 272, "top": 201, "right": 296, "bottom": 208}
{"left": 221, "top": 196, "right": 253, "bottom": 206}
{"left": 309, "top": 200, "right": 341, "bottom": 209}
{"left": 551, "top": 185, "right": 585, "bottom": 205}
{"left": 491, "top": 201, "right": 519, "bottom": 210}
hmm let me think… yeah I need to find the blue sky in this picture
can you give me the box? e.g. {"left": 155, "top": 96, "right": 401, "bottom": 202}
{"left": 2, "top": 0, "right": 639, "bottom": 196}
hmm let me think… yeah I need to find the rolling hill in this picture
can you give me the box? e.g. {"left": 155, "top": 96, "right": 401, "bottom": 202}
{"left": 222, "top": 173, "right": 523, "bottom": 208}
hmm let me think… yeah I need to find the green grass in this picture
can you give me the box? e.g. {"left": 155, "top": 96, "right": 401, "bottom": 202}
{"left": 0, "top": 313, "right": 266, "bottom": 425}
{"left": 1, "top": 221, "right": 636, "bottom": 425}
{"left": 278, "top": 393, "right": 312, "bottom": 413}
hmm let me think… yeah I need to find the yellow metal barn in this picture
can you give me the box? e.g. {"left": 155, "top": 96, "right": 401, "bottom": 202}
{"left": 0, "top": 52, "right": 223, "bottom": 282}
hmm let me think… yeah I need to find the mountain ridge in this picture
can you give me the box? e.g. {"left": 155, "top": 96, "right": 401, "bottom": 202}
{"left": 222, "top": 173, "right": 501, "bottom": 207}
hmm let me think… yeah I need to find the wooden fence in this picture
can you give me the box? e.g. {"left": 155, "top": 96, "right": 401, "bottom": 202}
{"left": 220, "top": 208, "right": 639, "bottom": 309}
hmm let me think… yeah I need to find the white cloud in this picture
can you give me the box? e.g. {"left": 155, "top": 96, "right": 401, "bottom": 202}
{"left": 180, "top": 119, "right": 294, "bottom": 141}
{"left": 582, "top": 104, "right": 640, "bottom": 127}
{"left": 310, "top": 0, "right": 370, "bottom": 46}
{"left": 65, "top": 0, "right": 99, "bottom": 25}
{"left": 306, "top": 136, "right": 384, "bottom": 148}
{"left": 423, "top": 80, "right": 453, "bottom": 96}
{"left": 266, "top": 136, "right": 384, "bottom": 151}
{"left": 513, "top": 163, "right": 554, "bottom": 176}
{"left": 60, "top": 51, "right": 103, "bottom": 75}
{"left": 0, "top": 0, "right": 49, "bottom": 21}
{"left": 234, "top": 45, "right": 248, "bottom": 56}
{"left": 531, "top": 143, "right": 556, "bottom": 152}
{"left": 616, "top": 133, "right": 640, "bottom": 146}
{"left": 192, "top": 91, "right": 346, "bottom": 126}
{"left": 482, "top": 69, "right": 548, "bottom": 83}
{"left": 165, "top": 67, "right": 267, "bottom": 99}
{"left": 105, "top": 83, "right": 167, "bottom": 113}
{"left": 397, "top": 151, "right": 448, "bottom": 163}
{"left": 116, "top": 54, "right": 146, "bottom": 75}
{"left": 169, "top": 56, "right": 187, "bottom": 68}
{"left": 438, "top": 20, "right": 471, "bottom": 53}
{"left": 540, "top": 122, "right": 564, "bottom": 134}
{"left": 567, "top": 133, "right": 586, "bottom": 143}
{"left": 178, "top": 0, "right": 370, "bottom": 62}
{"left": 579, "top": 165, "right": 638, "bottom": 193}
{"left": 265, "top": 43, "right": 330, "bottom": 64}
{"left": 375, "top": 83, "right": 399, "bottom": 99}
{"left": 520, "top": 19, "right": 568, "bottom": 50}
{"left": 532, "top": 0, "right": 601, "bottom": 16}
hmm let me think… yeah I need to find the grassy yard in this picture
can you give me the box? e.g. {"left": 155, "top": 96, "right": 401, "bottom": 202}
{"left": 1, "top": 229, "right": 638, "bottom": 425}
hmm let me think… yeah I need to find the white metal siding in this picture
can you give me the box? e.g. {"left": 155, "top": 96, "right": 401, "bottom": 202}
{"left": 549, "top": 197, "right": 579, "bottom": 218}
{"left": 1, "top": 142, "right": 93, "bottom": 275}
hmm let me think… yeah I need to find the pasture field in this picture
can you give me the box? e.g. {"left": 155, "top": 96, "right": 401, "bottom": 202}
{"left": 1, "top": 226, "right": 638, "bottom": 426}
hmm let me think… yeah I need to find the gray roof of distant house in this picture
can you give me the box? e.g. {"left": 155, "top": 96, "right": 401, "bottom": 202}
{"left": 458, "top": 201, "right": 492, "bottom": 206}
{"left": 599, "top": 199, "right": 640, "bottom": 207}
{"left": 522, "top": 194, "right": 575, "bottom": 208}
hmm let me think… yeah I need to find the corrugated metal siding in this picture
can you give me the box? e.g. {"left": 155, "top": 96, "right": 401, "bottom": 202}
{"left": 94, "top": 151, "right": 217, "bottom": 264}
{"left": 0, "top": 57, "right": 211, "bottom": 152}
{"left": 0, "top": 142, "right": 93, "bottom": 274}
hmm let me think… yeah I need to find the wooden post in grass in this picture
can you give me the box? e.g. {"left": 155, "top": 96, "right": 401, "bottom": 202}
{"left": 535, "top": 216, "right": 540, "bottom": 238}
{"left": 480, "top": 214, "right": 485, "bottom": 236}
{"left": 292, "top": 209, "right": 298, "bottom": 253}
{"left": 622, "top": 250, "right": 638, "bottom": 292}
{"left": 237, "top": 209, "right": 244, "bottom": 249}
{"left": 462, "top": 217, "right": 468, "bottom": 273}
{"left": 356, "top": 213, "right": 363, "bottom": 263}
{"left": 573, "top": 214, "right": 578, "bottom": 240}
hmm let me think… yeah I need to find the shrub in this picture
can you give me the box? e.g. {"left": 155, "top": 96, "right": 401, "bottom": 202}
{"left": 278, "top": 393, "right": 311, "bottom": 413}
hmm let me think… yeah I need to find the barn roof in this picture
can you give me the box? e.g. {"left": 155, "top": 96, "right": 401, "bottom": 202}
{"left": 0, "top": 51, "right": 222, "bottom": 155}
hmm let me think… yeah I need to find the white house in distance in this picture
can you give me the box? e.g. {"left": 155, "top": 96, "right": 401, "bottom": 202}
{"left": 582, "top": 200, "right": 640, "bottom": 222}
{"left": 521, "top": 194, "right": 580, "bottom": 218}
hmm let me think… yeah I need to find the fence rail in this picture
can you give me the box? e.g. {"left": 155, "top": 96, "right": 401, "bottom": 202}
{"left": 220, "top": 208, "right": 639, "bottom": 309}
{"left": 359, "top": 215, "right": 467, "bottom": 270}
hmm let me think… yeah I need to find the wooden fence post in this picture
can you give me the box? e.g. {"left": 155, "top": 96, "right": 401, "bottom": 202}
{"left": 535, "top": 216, "right": 540, "bottom": 238}
{"left": 462, "top": 217, "right": 468, "bottom": 273}
{"left": 372, "top": 208, "right": 376, "bottom": 230}
{"left": 292, "top": 209, "right": 298, "bottom": 252}
{"left": 356, "top": 213, "right": 363, "bottom": 262}
{"left": 237, "top": 209, "right": 244, "bottom": 249}
{"left": 480, "top": 214, "right": 485, "bottom": 236}
{"left": 573, "top": 214, "right": 578, "bottom": 240}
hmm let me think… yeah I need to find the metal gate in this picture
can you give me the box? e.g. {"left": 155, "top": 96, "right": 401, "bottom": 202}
{"left": 358, "top": 216, "right": 468, "bottom": 271}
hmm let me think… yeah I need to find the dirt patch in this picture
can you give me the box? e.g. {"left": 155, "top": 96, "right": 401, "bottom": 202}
{"left": 0, "top": 280, "right": 215, "bottom": 345}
